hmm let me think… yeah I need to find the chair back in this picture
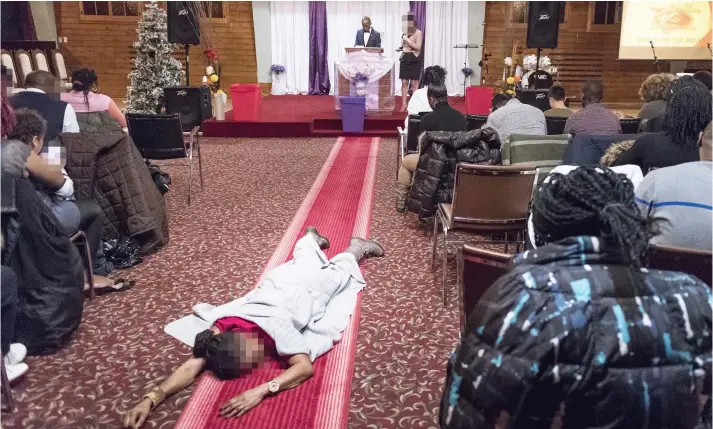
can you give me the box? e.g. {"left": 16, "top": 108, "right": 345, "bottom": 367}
{"left": 31, "top": 49, "right": 49, "bottom": 72}
{"left": 458, "top": 244, "right": 512, "bottom": 331}
{"left": 406, "top": 112, "right": 427, "bottom": 153}
{"left": 502, "top": 134, "right": 568, "bottom": 181}
{"left": 13, "top": 50, "right": 32, "bottom": 83}
{"left": 51, "top": 50, "right": 68, "bottom": 80}
{"left": 466, "top": 114, "right": 488, "bottom": 131}
{"left": 620, "top": 117, "right": 642, "bottom": 134}
{"left": 126, "top": 113, "right": 187, "bottom": 160}
{"left": 546, "top": 116, "right": 568, "bottom": 135}
{"left": 451, "top": 164, "right": 538, "bottom": 226}
{"left": 646, "top": 244, "right": 712, "bottom": 287}
{"left": 0, "top": 50, "right": 17, "bottom": 86}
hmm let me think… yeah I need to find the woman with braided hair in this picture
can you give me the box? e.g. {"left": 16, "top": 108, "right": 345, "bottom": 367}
{"left": 61, "top": 67, "right": 127, "bottom": 127}
{"left": 616, "top": 80, "right": 711, "bottom": 173}
{"left": 441, "top": 166, "right": 711, "bottom": 429}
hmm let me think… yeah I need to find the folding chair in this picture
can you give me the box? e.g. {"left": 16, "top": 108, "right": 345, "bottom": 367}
{"left": 457, "top": 244, "right": 512, "bottom": 332}
{"left": 127, "top": 113, "right": 204, "bottom": 205}
{"left": 646, "top": 244, "right": 712, "bottom": 287}
{"left": 432, "top": 164, "right": 538, "bottom": 305}
{"left": 71, "top": 231, "right": 95, "bottom": 299}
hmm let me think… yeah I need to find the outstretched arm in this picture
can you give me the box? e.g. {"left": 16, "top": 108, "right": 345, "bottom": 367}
{"left": 123, "top": 356, "right": 207, "bottom": 429}
{"left": 219, "top": 353, "right": 314, "bottom": 418}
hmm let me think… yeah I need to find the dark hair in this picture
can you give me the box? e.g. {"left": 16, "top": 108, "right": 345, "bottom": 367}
{"left": 7, "top": 108, "right": 47, "bottom": 145}
{"left": 662, "top": 84, "right": 712, "bottom": 150}
{"left": 24, "top": 70, "right": 57, "bottom": 92}
{"left": 548, "top": 84, "right": 566, "bottom": 101}
{"left": 422, "top": 65, "right": 447, "bottom": 87}
{"left": 491, "top": 93, "right": 512, "bottom": 111}
{"left": 693, "top": 70, "right": 713, "bottom": 91}
{"left": 532, "top": 166, "right": 653, "bottom": 267}
{"left": 192, "top": 329, "right": 242, "bottom": 380}
{"left": 581, "top": 80, "right": 603, "bottom": 105}
{"left": 664, "top": 75, "right": 706, "bottom": 101}
{"left": 427, "top": 81, "right": 448, "bottom": 103}
{"left": 71, "top": 68, "right": 98, "bottom": 109}
{"left": 403, "top": 12, "right": 414, "bottom": 21}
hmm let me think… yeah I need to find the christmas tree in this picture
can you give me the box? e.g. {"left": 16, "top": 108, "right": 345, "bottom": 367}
{"left": 125, "top": 1, "right": 182, "bottom": 114}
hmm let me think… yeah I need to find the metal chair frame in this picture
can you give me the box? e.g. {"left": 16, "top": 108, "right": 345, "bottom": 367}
{"left": 431, "top": 164, "right": 539, "bottom": 305}
{"left": 1, "top": 360, "right": 13, "bottom": 413}
{"left": 70, "top": 231, "right": 95, "bottom": 300}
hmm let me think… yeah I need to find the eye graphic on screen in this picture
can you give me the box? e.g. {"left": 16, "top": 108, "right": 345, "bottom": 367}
{"left": 652, "top": 7, "right": 694, "bottom": 31}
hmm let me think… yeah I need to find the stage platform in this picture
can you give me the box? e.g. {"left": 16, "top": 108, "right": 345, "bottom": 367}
{"left": 201, "top": 95, "right": 468, "bottom": 138}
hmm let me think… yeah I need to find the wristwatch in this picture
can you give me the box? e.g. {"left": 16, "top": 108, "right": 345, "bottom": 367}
{"left": 267, "top": 380, "right": 280, "bottom": 395}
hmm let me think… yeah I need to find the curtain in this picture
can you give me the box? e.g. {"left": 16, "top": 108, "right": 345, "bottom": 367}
{"left": 270, "top": 1, "right": 310, "bottom": 94}
{"left": 309, "top": 1, "right": 330, "bottom": 95}
{"left": 1, "top": 1, "right": 36, "bottom": 41}
{"left": 326, "top": 1, "right": 410, "bottom": 95}
{"left": 424, "top": 1, "right": 469, "bottom": 96}
{"left": 409, "top": 1, "right": 426, "bottom": 83}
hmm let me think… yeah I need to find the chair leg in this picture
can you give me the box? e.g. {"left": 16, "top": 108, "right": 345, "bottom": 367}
{"left": 442, "top": 225, "right": 449, "bottom": 307}
{"left": 431, "top": 214, "right": 439, "bottom": 272}
{"left": 188, "top": 157, "right": 193, "bottom": 206}
{"left": 504, "top": 232, "right": 510, "bottom": 254}
{"left": 456, "top": 246, "right": 465, "bottom": 332}
{"left": 1, "top": 360, "right": 13, "bottom": 413}
{"left": 197, "top": 137, "right": 204, "bottom": 190}
{"left": 83, "top": 240, "right": 95, "bottom": 300}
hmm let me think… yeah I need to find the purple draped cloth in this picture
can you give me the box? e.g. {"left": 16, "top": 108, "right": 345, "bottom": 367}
{"left": 308, "top": 1, "right": 330, "bottom": 95}
{"left": 410, "top": 1, "right": 426, "bottom": 84}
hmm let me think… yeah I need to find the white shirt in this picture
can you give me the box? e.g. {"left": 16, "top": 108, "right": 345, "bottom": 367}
{"left": 364, "top": 30, "right": 371, "bottom": 46}
{"left": 22, "top": 88, "right": 80, "bottom": 133}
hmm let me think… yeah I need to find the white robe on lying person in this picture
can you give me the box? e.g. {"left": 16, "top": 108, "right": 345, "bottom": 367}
{"left": 201, "top": 235, "right": 365, "bottom": 361}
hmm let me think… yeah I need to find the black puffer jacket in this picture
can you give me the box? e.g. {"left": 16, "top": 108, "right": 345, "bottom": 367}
{"left": 407, "top": 128, "right": 501, "bottom": 220}
{"left": 441, "top": 236, "right": 712, "bottom": 429}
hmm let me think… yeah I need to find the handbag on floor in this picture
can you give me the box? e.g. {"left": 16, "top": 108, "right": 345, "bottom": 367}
{"left": 146, "top": 160, "right": 171, "bottom": 195}
{"left": 103, "top": 237, "right": 143, "bottom": 269}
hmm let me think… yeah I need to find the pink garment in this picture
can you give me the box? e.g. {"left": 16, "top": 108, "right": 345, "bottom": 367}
{"left": 61, "top": 90, "right": 111, "bottom": 112}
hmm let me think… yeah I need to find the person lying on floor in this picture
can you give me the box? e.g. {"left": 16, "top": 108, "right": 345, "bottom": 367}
{"left": 122, "top": 227, "right": 384, "bottom": 429}
{"left": 7, "top": 108, "right": 131, "bottom": 293}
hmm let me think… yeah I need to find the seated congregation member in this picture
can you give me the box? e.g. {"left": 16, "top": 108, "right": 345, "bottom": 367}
{"left": 9, "top": 70, "right": 80, "bottom": 142}
{"left": 395, "top": 78, "right": 466, "bottom": 213}
{"left": 7, "top": 109, "right": 128, "bottom": 292}
{"left": 61, "top": 68, "right": 127, "bottom": 128}
{"left": 693, "top": 70, "right": 712, "bottom": 92}
{"left": 614, "top": 83, "right": 712, "bottom": 173}
{"left": 441, "top": 166, "right": 711, "bottom": 429}
{"left": 122, "top": 228, "right": 384, "bottom": 428}
{"left": 635, "top": 122, "right": 712, "bottom": 250}
{"left": 637, "top": 73, "right": 676, "bottom": 120}
{"left": 482, "top": 92, "right": 546, "bottom": 142}
{"left": 543, "top": 84, "right": 573, "bottom": 118}
{"left": 639, "top": 75, "right": 705, "bottom": 133}
{"left": 564, "top": 79, "right": 621, "bottom": 136}
{"left": 419, "top": 81, "right": 466, "bottom": 132}
{"left": 407, "top": 65, "right": 447, "bottom": 117}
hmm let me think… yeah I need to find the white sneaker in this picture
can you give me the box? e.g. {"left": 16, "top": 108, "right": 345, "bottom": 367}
{"left": 3, "top": 343, "right": 27, "bottom": 366}
{"left": 5, "top": 363, "right": 28, "bottom": 383}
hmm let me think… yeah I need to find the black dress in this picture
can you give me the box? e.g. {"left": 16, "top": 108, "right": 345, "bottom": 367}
{"left": 400, "top": 52, "right": 422, "bottom": 81}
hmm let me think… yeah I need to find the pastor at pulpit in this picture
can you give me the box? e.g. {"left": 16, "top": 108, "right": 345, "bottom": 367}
{"left": 354, "top": 16, "right": 381, "bottom": 48}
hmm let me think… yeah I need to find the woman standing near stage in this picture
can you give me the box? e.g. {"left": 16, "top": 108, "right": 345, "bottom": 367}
{"left": 399, "top": 13, "right": 423, "bottom": 112}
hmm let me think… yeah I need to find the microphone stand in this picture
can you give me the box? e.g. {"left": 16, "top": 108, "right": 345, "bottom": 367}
{"left": 649, "top": 41, "right": 660, "bottom": 73}
{"left": 454, "top": 43, "right": 480, "bottom": 101}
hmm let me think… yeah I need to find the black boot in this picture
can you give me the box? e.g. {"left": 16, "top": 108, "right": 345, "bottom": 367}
{"left": 305, "top": 226, "right": 330, "bottom": 250}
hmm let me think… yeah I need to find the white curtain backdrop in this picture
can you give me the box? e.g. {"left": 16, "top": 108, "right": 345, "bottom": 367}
{"left": 424, "top": 1, "right": 470, "bottom": 96}
{"left": 270, "top": 1, "right": 310, "bottom": 95}
{"left": 326, "top": 1, "right": 410, "bottom": 96}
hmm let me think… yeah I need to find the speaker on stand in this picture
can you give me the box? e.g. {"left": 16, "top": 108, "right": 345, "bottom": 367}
{"left": 167, "top": 1, "right": 200, "bottom": 86}
{"left": 164, "top": 87, "right": 213, "bottom": 131}
{"left": 526, "top": 1, "right": 561, "bottom": 90}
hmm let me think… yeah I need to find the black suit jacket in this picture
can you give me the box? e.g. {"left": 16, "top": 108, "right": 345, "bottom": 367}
{"left": 355, "top": 29, "right": 381, "bottom": 48}
{"left": 421, "top": 102, "right": 467, "bottom": 133}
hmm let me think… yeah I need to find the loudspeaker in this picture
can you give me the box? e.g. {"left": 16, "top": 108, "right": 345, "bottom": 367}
{"left": 167, "top": 1, "right": 199, "bottom": 45}
{"left": 516, "top": 88, "right": 550, "bottom": 112}
{"left": 164, "top": 87, "right": 212, "bottom": 131}
{"left": 527, "top": 70, "right": 553, "bottom": 90}
{"left": 526, "top": 1, "right": 561, "bottom": 49}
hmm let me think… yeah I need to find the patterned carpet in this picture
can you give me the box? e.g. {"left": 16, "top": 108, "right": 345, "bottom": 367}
{"left": 3, "top": 137, "right": 461, "bottom": 429}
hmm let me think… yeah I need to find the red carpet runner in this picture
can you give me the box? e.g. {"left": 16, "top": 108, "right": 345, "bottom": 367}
{"left": 174, "top": 136, "right": 380, "bottom": 429}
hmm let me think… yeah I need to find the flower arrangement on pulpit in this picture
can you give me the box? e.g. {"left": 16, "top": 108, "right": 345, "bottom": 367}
{"left": 203, "top": 48, "right": 222, "bottom": 94}
{"left": 344, "top": 64, "right": 374, "bottom": 96}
